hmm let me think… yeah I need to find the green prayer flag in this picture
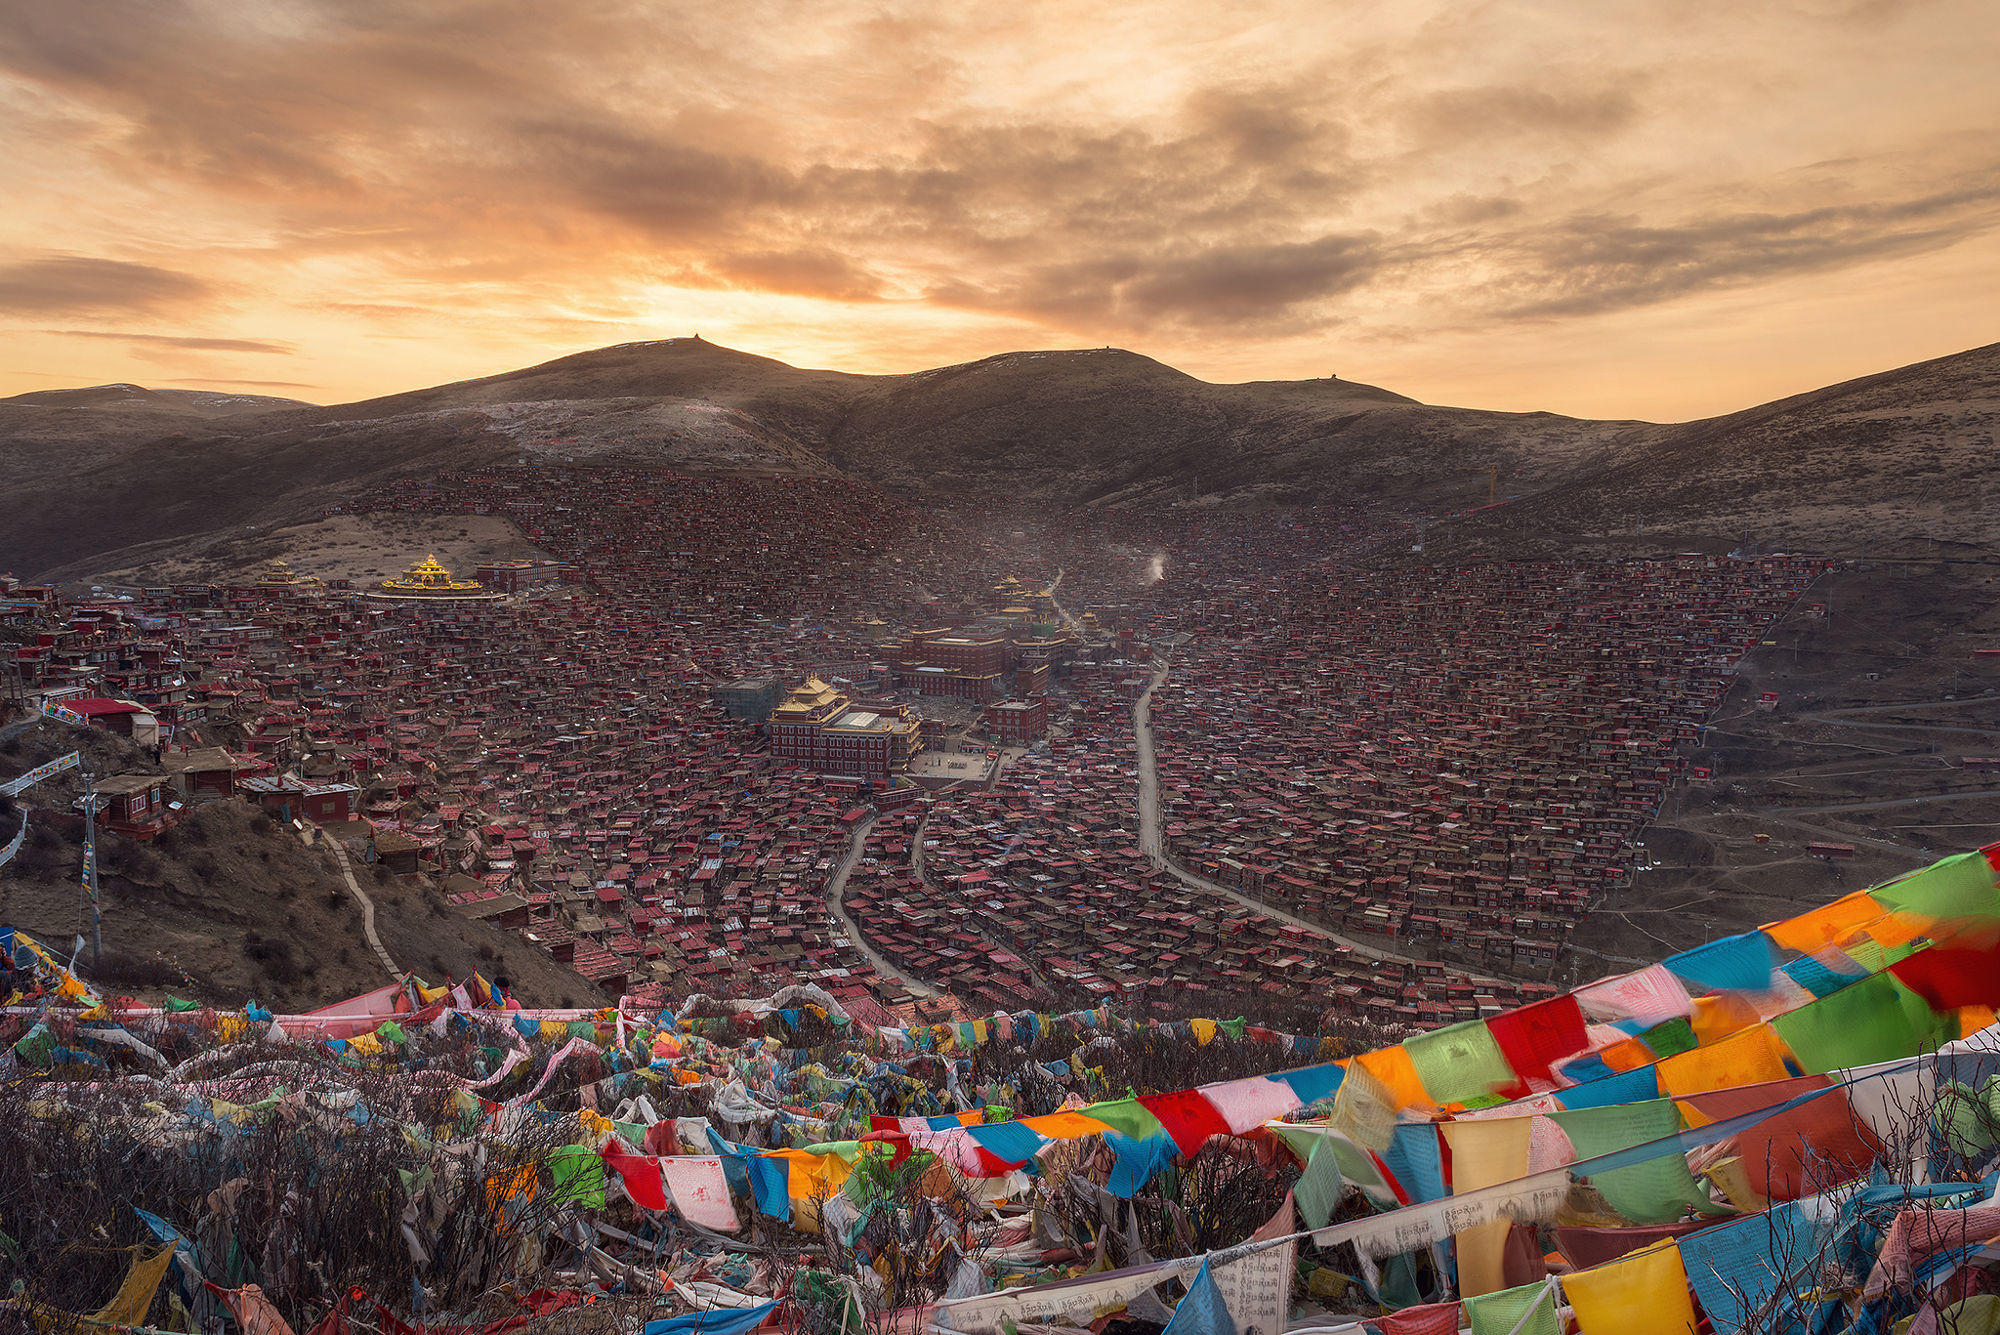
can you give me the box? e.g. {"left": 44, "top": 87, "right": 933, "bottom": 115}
{"left": 1404, "top": 1019, "right": 1517, "bottom": 1106}
{"left": 1843, "top": 938, "right": 1891, "bottom": 973}
{"left": 1869, "top": 852, "right": 2000, "bottom": 923}
{"left": 1935, "top": 1081, "right": 2000, "bottom": 1158}
{"left": 164, "top": 996, "right": 199, "bottom": 1013}
{"left": 1274, "top": 1126, "right": 1396, "bottom": 1208}
{"left": 1466, "top": 1280, "right": 1561, "bottom": 1335}
{"left": 548, "top": 1144, "right": 606, "bottom": 1210}
{"left": 1639, "top": 1016, "right": 1698, "bottom": 1059}
{"left": 1770, "top": 972, "right": 1950, "bottom": 1073}
{"left": 1550, "top": 1099, "right": 1729, "bottom": 1225}
{"left": 1085, "top": 1098, "right": 1169, "bottom": 1143}
{"left": 13, "top": 1022, "right": 53, "bottom": 1065}
{"left": 1294, "top": 1136, "right": 1345, "bottom": 1231}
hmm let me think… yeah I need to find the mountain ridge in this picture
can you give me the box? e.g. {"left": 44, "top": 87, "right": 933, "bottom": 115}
{"left": 5, "top": 338, "right": 1996, "bottom": 580}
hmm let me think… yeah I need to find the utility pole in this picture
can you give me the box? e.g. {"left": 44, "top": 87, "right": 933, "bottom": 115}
{"left": 80, "top": 770, "right": 102, "bottom": 969}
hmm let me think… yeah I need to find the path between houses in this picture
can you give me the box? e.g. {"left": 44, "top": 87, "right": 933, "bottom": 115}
{"left": 1132, "top": 652, "right": 1509, "bottom": 986}
{"left": 824, "top": 812, "right": 938, "bottom": 1000}
{"left": 322, "top": 833, "right": 402, "bottom": 980}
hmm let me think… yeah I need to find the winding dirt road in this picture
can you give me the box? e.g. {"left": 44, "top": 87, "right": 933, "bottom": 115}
{"left": 1132, "top": 652, "right": 1506, "bottom": 984}
{"left": 823, "top": 812, "right": 938, "bottom": 1000}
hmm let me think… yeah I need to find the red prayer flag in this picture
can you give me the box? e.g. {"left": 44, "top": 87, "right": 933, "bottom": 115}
{"left": 1138, "top": 1088, "right": 1232, "bottom": 1156}
{"left": 1376, "top": 1300, "right": 1462, "bottom": 1335}
{"left": 1889, "top": 933, "right": 2000, "bottom": 1011}
{"left": 599, "top": 1138, "right": 668, "bottom": 1211}
{"left": 1484, "top": 993, "right": 1588, "bottom": 1091}
{"left": 1683, "top": 1074, "right": 1880, "bottom": 1201}
{"left": 643, "top": 1117, "right": 679, "bottom": 1157}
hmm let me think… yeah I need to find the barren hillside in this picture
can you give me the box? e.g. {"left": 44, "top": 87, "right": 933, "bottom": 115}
{"left": 8, "top": 338, "right": 1998, "bottom": 579}
{"left": 0, "top": 723, "right": 605, "bottom": 1011}
{"left": 1458, "top": 342, "right": 2000, "bottom": 556}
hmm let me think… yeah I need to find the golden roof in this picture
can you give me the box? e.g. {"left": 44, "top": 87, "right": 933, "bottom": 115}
{"left": 250, "top": 558, "right": 321, "bottom": 588}
{"left": 380, "top": 554, "right": 484, "bottom": 593}
{"left": 774, "top": 676, "right": 846, "bottom": 715}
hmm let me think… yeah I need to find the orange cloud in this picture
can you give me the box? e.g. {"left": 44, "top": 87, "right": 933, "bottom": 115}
{"left": 0, "top": 0, "right": 1994, "bottom": 420}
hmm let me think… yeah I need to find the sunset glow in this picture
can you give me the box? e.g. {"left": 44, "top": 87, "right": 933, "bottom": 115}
{"left": 2, "top": 0, "right": 1995, "bottom": 418}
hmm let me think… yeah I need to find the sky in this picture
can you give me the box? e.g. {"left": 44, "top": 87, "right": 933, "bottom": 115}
{"left": 0, "top": 0, "right": 1995, "bottom": 421}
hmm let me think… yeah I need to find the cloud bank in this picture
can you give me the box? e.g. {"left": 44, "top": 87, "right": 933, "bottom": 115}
{"left": 0, "top": 0, "right": 1994, "bottom": 418}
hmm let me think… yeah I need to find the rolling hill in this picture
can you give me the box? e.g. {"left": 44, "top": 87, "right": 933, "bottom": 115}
{"left": 1455, "top": 342, "right": 2000, "bottom": 557}
{"left": 5, "top": 337, "right": 1996, "bottom": 580}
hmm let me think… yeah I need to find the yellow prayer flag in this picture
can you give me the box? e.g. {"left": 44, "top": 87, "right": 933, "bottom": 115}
{"left": 89, "top": 1244, "right": 175, "bottom": 1327}
{"left": 1560, "top": 1238, "right": 1698, "bottom": 1335}
{"left": 1440, "top": 1115, "right": 1535, "bottom": 1298}
{"left": 1191, "top": 1018, "right": 1217, "bottom": 1046}
{"left": 768, "top": 1147, "right": 855, "bottom": 1233}
{"left": 1702, "top": 1156, "right": 1766, "bottom": 1214}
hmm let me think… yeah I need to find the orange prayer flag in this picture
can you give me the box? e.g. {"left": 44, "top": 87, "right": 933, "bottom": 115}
{"left": 1655, "top": 1023, "right": 1793, "bottom": 1098}
{"left": 1862, "top": 912, "right": 1932, "bottom": 949}
{"left": 1356, "top": 1043, "right": 1434, "bottom": 1111}
{"left": 1598, "top": 1037, "right": 1657, "bottom": 1073}
{"left": 1019, "top": 1110, "right": 1114, "bottom": 1139}
{"left": 1763, "top": 892, "right": 1884, "bottom": 954}
{"left": 1690, "top": 993, "right": 1762, "bottom": 1048}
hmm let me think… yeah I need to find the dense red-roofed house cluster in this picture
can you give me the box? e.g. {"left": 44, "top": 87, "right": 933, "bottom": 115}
{"left": 4, "top": 464, "right": 1832, "bottom": 1031}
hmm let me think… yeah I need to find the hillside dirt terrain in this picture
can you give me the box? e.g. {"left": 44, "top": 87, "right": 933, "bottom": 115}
{"left": 92, "top": 512, "right": 553, "bottom": 588}
{"left": 1570, "top": 557, "right": 2000, "bottom": 967}
{"left": 1456, "top": 343, "right": 2000, "bottom": 560}
{"left": 0, "top": 720, "right": 606, "bottom": 1011}
{"left": 14, "top": 336, "right": 1992, "bottom": 582}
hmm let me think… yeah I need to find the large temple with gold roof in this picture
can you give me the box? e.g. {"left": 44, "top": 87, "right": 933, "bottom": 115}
{"left": 768, "top": 676, "right": 921, "bottom": 780}
{"left": 365, "top": 554, "right": 504, "bottom": 603}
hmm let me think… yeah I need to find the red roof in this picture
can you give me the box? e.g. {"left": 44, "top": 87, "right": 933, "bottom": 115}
{"left": 65, "top": 698, "right": 144, "bottom": 717}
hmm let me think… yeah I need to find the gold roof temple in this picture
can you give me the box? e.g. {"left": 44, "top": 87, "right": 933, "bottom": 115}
{"left": 246, "top": 558, "right": 323, "bottom": 591}
{"left": 366, "top": 554, "right": 502, "bottom": 603}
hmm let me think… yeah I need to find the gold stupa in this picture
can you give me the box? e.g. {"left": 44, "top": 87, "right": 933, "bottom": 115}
{"left": 367, "top": 554, "right": 501, "bottom": 602}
